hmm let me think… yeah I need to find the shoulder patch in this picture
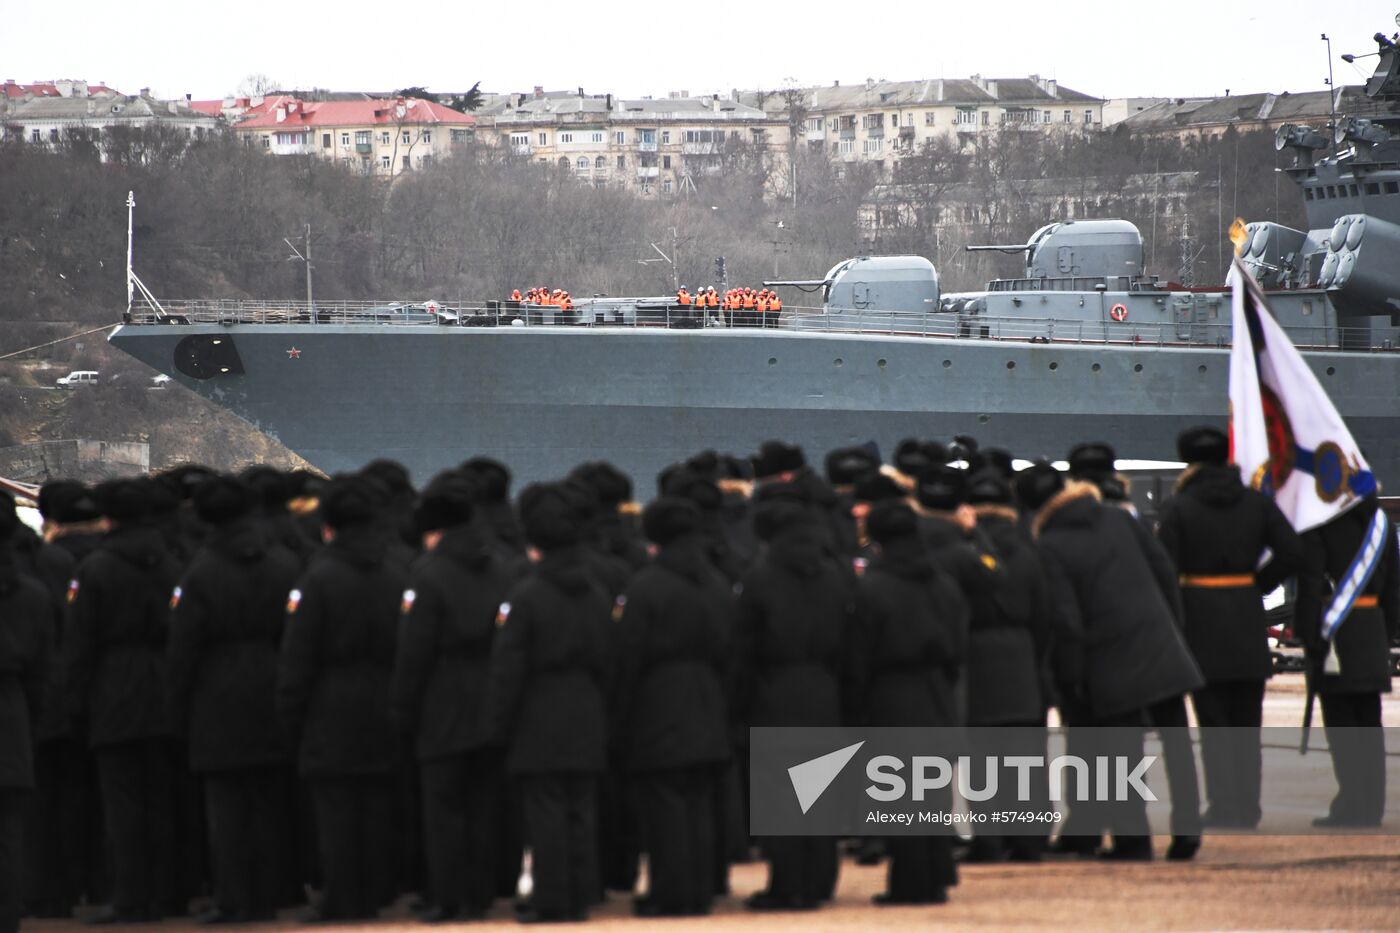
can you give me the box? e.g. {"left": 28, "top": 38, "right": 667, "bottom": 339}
{"left": 980, "top": 554, "right": 999, "bottom": 571}
{"left": 400, "top": 589, "right": 416, "bottom": 614}
{"left": 495, "top": 601, "right": 511, "bottom": 627}
{"left": 287, "top": 588, "right": 302, "bottom": 615}
{"left": 853, "top": 557, "right": 869, "bottom": 577}
{"left": 169, "top": 586, "right": 182, "bottom": 611}
{"left": 66, "top": 579, "right": 79, "bottom": 603}
{"left": 611, "top": 594, "right": 627, "bottom": 622}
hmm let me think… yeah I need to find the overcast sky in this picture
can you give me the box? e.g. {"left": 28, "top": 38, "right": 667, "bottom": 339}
{"left": 3, "top": 1, "right": 1394, "bottom": 103}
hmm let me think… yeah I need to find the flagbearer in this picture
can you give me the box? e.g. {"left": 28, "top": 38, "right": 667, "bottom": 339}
{"left": 1225, "top": 237, "right": 1395, "bottom": 828}
{"left": 1156, "top": 427, "right": 1306, "bottom": 829}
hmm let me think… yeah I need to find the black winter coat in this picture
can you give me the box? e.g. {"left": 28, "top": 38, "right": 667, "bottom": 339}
{"left": 167, "top": 520, "right": 302, "bottom": 772}
{"left": 1156, "top": 464, "right": 1307, "bottom": 683}
{"left": 1295, "top": 498, "right": 1399, "bottom": 695}
{"left": 66, "top": 524, "right": 181, "bottom": 747}
{"left": 613, "top": 535, "right": 733, "bottom": 772}
{"left": 7, "top": 528, "right": 75, "bottom": 744}
{"left": 277, "top": 525, "right": 405, "bottom": 778}
{"left": 1034, "top": 484, "right": 1203, "bottom": 720}
{"left": 734, "top": 524, "right": 858, "bottom": 727}
{"left": 391, "top": 526, "right": 513, "bottom": 760}
{"left": 483, "top": 547, "right": 613, "bottom": 775}
{"left": 0, "top": 547, "right": 54, "bottom": 788}
{"left": 856, "top": 537, "right": 967, "bottom": 728}
{"left": 966, "top": 508, "right": 1049, "bottom": 724}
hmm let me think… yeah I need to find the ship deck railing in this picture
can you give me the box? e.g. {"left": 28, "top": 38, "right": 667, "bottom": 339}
{"left": 122, "top": 300, "right": 1398, "bottom": 352}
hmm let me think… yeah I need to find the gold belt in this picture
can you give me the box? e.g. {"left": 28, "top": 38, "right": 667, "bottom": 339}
{"left": 1178, "top": 574, "right": 1255, "bottom": 589}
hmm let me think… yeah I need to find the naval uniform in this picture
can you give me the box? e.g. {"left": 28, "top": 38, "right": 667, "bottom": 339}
{"left": 391, "top": 525, "right": 513, "bottom": 917}
{"left": 277, "top": 524, "right": 405, "bottom": 921}
{"left": 484, "top": 547, "right": 613, "bottom": 922}
{"left": 1156, "top": 463, "right": 1307, "bottom": 827}
{"left": 167, "top": 519, "right": 302, "bottom": 919}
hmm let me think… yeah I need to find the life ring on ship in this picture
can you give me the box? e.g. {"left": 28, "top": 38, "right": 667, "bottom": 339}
{"left": 425, "top": 300, "right": 440, "bottom": 316}
{"left": 1109, "top": 303, "right": 1128, "bottom": 322}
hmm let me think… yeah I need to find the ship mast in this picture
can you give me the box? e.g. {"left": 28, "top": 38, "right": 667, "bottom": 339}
{"left": 124, "top": 191, "right": 167, "bottom": 320}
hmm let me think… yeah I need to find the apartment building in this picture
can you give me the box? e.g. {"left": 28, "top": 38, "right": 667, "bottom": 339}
{"left": 231, "top": 95, "right": 476, "bottom": 176}
{"left": 745, "top": 75, "right": 1104, "bottom": 170}
{"left": 1, "top": 82, "right": 221, "bottom": 145}
{"left": 480, "top": 89, "right": 789, "bottom": 196}
{"left": 1114, "top": 86, "right": 1395, "bottom": 140}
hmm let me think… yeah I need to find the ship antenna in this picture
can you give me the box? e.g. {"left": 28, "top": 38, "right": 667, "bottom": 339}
{"left": 1322, "top": 33, "right": 1338, "bottom": 156}
{"left": 124, "top": 191, "right": 168, "bottom": 321}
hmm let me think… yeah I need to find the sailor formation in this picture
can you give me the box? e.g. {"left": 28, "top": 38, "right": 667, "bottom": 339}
{"left": 0, "top": 431, "right": 1394, "bottom": 928}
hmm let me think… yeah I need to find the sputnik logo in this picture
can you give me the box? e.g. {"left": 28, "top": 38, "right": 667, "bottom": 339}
{"left": 286, "top": 347, "right": 302, "bottom": 359}
{"left": 788, "top": 741, "right": 864, "bottom": 814}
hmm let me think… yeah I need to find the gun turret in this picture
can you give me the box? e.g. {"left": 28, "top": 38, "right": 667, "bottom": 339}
{"left": 763, "top": 278, "right": 833, "bottom": 289}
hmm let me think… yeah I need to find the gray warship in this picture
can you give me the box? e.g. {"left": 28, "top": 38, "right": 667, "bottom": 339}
{"left": 109, "top": 28, "right": 1400, "bottom": 488}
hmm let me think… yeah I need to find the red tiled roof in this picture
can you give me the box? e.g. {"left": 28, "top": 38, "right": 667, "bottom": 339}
{"left": 187, "top": 100, "right": 226, "bottom": 116}
{"left": 236, "top": 97, "right": 474, "bottom": 130}
{"left": 3, "top": 80, "right": 118, "bottom": 99}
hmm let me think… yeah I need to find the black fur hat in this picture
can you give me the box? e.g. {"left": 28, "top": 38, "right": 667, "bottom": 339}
{"left": 824, "top": 446, "right": 880, "bottom": 486}
{"left": 970, "top": 447, "right": 1015, "bottom": 479}
{"left": 361, "top": 459, "right": 414, "bottom": 498}
{"left": 1067, "top": 442, "right": 1116, "bottom": 480}
{"left": 414, "top": 473, "right": 476, "bottom": 534}
{"left": 867, "top": 499, "right": 920, "bottom": 545}
{"left": 893, "top": 438, "right": 948, "bottom": 477}
{"left": 752, "top": 440, "right": 806, "bottom": 480}
{"left": 94, "top": 478, "right": 153, "bottom": 524}
{"left": 752, "top": 498, "right": 814, "bottom": 541}
{"left": 458, "top": 458, "right": 511, "bottom": 504}
{"left": 966, "top": 469, "right": 1013, "bottom": 506}
{"left": 915, "top": 464, "right": 966, "bottom": 512}
{"left": 853, "top": 472, "right": 906, "bottom": 504}
{"left": 193, "top": 476, "right": 255, "bottom": 526}
{"left": 642, "top": 496, "right": 701, "bottom": 546}
{"left": 569, "top": 461, "right": 633, "bottom": 507}
{"left": 1014, "top": 461, "right": 1065, "bottom": 511}
{"left": 38, "top": 480, "right": 100, "bottom": 524}
{"left": 319, "top": 475, "right": 379, "bottom": 530}
{"left": 659, "top": 468, "right": 723, "bottom": 514}
{"left": 518, "top": 482, "right": 588, "bottom": 551}
{"left": 1177, "top": 426, "right": 1228, "bottom": 466}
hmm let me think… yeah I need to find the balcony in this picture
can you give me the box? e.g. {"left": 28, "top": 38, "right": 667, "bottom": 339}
{"left": 637, "top": 140, "right": 658, "bottom": 152}
{"left": 355, "top": 143, "right": 372, "bottom": 154}
{"left": 681, "top": 142, "right": 719, "bottom": 155}
{"left": 511, "top": 144, "right": 533, "bottom": 155}
{"left": 899, "top": 125, "right": 915, "bottom": 138}
{"left": 866, "top": 127, "right": 884, "bottom": 139}
{"left": 637, "top": 166, "right": 660, "bottom": 179}
{"left": 839, "top": 129, "right": 856, "bottom": 140}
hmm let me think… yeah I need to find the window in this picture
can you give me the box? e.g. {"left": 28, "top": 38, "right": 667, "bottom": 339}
{"left": 1063, "top": 110, "right": 1071, "bottom": 123}
{"left": 1043, "top": 110, "right": 1051, "bottom": 123}
{"left": 450, "top": 128, "right": 468, "bottom": 142}
{"left": 925, "top": 111, "right": 936, "bottom": 126}
{"left": 751, "top": 128, "right": 766, "bottom": 143}
{"left": 510, "top": 132, "right": 529, "bottom": 150}
{"left": 423, "top": 130, "right": 432, "bottom": 143}
{"left": 615, "top": 131, "right": 625, "bottom": 145}
{"left": 381, "top": 132, "right": 390, "bottom": 145}
{"left": 275, "top": 132, "right": 307, "bottom": 145}
{"left": 863, "top": 138, "right": 883, "bottom": 154}
{"left": 890, "top": 113, "right": 897, "bottom": 126}
{"left": 402, "top": 155, "right": 410, "bottom": 169}
{"left": 981, "top": 111, "right": 989, "bottom": 125}
{"left": 262, "top": 136, "right": 270, "bottom": 148}
{"left": 805, "top": 117, "right": 823, "bottom": 133}
{"left": 662, "top": 178, "right": 672, "bottom": 193}
{"left": 49, "top": 127, "right": 59, "bottom": 142}
{"left": 559, "top": 132, "right": 573, "bottom": 143}
{"left": 576, "top": 157, "right": 588, "bottom": 172}
{"left": 30, "top": 128, "right": 40, "bottom": 142}
{"left": 904, "top": 113, "right": 913, "bottom": 127}
{"left": 837, "top": 139, "right": 855, "bottom": 155}
{"left": 955, "top": 109, "right": 976, "bottom": 125}
{"left": 595, "top": 155, "right": 605, "bottom": 169}
{"left": 616, "top": 154, "right": 625, "bottom": 169}
{"left": 402, "top": 131, "right": 411, "bottom": 144}
{"left": 322, "top": 133, "right": 331, "bottom": 148}
{"left": 355, "top": 131, "right": 370, "bottom": 145}
{"left": 590, "top": 132, "right": 603, "bottom": 143}
{"left": 660, "top": 130, "right": 670, "bottom": 144}
{"left": 341, "top": 133, "right": 350, "bottom": 146}
{"left": 538, "top": 132, "right": 547, "bottom": 145}
{"left": 1084, "top": 109, "right": 1093, "bottom": 124}
{"left": 663, "top": 155, "right": 671, "bottom": 169}
{"left": 420, "top": 154, "right": 432, "bottom": 167}
{"left": 381, "top": 156, "right": 390, "bottom": 168}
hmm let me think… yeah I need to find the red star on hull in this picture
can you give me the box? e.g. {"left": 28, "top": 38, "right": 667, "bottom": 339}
{"left": 286, "top": 347, "right": 302, "bottom": 359}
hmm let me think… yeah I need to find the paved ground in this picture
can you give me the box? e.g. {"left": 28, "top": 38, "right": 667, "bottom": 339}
{"left": 26, "top": 675, "right": 1400, "bottom": 931}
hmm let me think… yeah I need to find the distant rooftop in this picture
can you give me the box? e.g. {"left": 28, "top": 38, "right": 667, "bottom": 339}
{"left": 740, "top": 75, "right": 1102, "bottom": 112}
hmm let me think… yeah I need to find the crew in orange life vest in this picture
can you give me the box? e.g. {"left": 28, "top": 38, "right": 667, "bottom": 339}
{"left": 512, "top": 289, "right": 522, "bottom": 302}
{"left": 707, "top": 288, "right": 719, "bottom": 309}
{"left": 560, "top": 291, "right": 573, "bottom": 311}
{"left": 677, "top": 287, "right": 692, "bottom": 306}
{"left": 769, "top": 291, "right": 782, "bottom": 312}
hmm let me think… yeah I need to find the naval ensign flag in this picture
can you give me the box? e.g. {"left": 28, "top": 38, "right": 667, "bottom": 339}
{"left": 1227, "top": 245, "right": 1384, "bottom": 648}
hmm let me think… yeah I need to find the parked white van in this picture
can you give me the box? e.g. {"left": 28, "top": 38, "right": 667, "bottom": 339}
{"left": 56, "top": 370, "right": 99, "bottom": 387}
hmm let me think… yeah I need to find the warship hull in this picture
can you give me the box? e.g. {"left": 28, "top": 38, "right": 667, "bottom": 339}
{"left": 107, "top": 322, "right": 1400, "bottom": 488}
